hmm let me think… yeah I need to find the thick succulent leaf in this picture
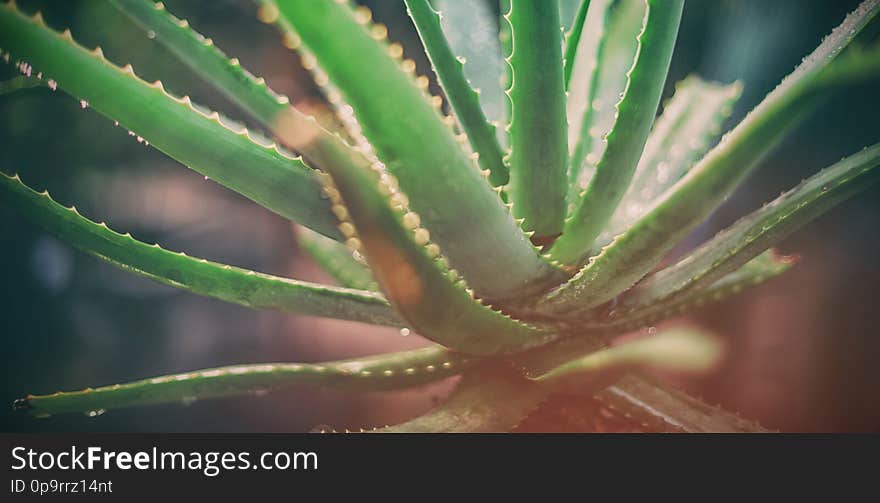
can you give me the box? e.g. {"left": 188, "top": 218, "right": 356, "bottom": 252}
{"left": 562, "top": 0, "right": 591, "bottom": 87}
{"left": 403, "top": 0, "right": 507, "bottom": 187}
{"left": 0, "top": 4, "right": 340, "bottom": 239}
{"left": 589, "top": 251, "right": 793, "bottom": 331}
{"left": 595, "top": 375, "right": 769, "bottom": 432}
{"left": 550, "top": 0, "right": 684, "bottom": 265}
{"left": 110, "top": 0, "right": 384, "bottom": 215}
{"left": 0, "top": 172, "right": 401, "bottom": 326}
{"left": 540, "top": 0, "right": 880, "bottom": 313}
{"left": 624, "top": 143, "right": 880, "bottom": 308}
{"left": 306, "top": 132, "right": 559, "bottom": 355}
{"left": 109, "top": 0, "right": 289, "bottom": 126}
{"left": 594, "top": 76, "right": 742, "bottom": 250}
{"left": 503, "top": 0, "right": 569, "bottom": 237}
{"left": 433, "top": 0, "right": 507, "bottom": 131}
{"left": 15, "top": 346, "right": 476, "bottom": 417}
{"left": 274, "top": 0, "right": 564, "bottom": 300}
{"left": 529, "top": 328, "right": 723, "bottom": 384}
{"left": 375, "top": 365, "right": 550, "bottom": 432}
{"left": 296, "top": 225, "right": 378, "bottom": 291}
{"left": 565, "top": 0, "right": 640, "bottom": 203}
{"left": 112, "top": 0, "right": 383, "bottom": 170}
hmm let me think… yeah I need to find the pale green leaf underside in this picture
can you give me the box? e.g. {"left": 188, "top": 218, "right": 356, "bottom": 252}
{"left": 0, "top": 172, "right": 401, "bottom": 326}
{"left": 531, "top": 328, "right": 722, "bottom": 384}
{"left": 565, "top": 0, "right": 637, "bottom": 203}
{"left": 551, "top": 0, "right": 684, "bottom": 265}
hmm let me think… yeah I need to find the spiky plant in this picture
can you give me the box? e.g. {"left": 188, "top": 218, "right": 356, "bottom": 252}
{"left": 1, "top": 0, "right": 879, "bottom": 432}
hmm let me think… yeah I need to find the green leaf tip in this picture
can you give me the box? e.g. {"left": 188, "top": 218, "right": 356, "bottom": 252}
{"left": 530, "top": 328, "right": 724, "bottom": 384}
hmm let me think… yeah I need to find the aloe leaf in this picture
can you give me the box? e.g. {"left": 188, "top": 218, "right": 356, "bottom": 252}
{"left": 308, "top": 135, "right": 559, "bottom": 355}
{"left": 273, "top": 0, "right": 564, "bottom": 299}
{"left": 432, "top": 0, "right": 506, "bottom": 134}
{"left": 540, "top": 0, "right": 880, "bottom": 313}
{"left": 296, "top": 225, "right": 378, "bottom": 292}
{"left": 560, "top": 0, "right": 588, "bottom": 33}
{"left": 403, "top": 0, "right": 507, "bottom": 187}
{"left": 111, "top": 0, "right": 369, "bottom": 157}
{"left": 15, "top": 346, "right": 476, "bottom": 417}
{"left": 503, "top": 0, "right": 569, "bottom": 238}
{"left": 109, "top": 0, "right": 289, "bottom": 126}
{"left": 550, "top": 0, "right": 684, "bottom": 265}
{"left": 564, "top": 0, "right": 634, "bottom": 198}
{"left": 594, "top": 76, "right": 742, "bottom": 250}
{"left": 624, "top": 143, "right": 880, "bottom": 308}
{"left": 529, "top": 328, "right": 723, "bottom": 384}
{"left": 562, "top": 0, "right": 591, "bottom": 87}
{"left": 590, "top": 250, "right": 793, "bottom": 331}
{"left": 0, "top": 172, "right": 402, "bottom": 326}
{"left": 596, "top": 375, "right": 769, "bottom": 432}
{"left": 0, "top": 4, "right": 340, "bottom": 239}
{"left": 375, "top": 365, "right": 550, "bottom": 432}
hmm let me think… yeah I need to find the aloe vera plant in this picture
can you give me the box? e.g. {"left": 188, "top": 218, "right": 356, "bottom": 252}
{"left": 2, "top": 0, "right": 879, "bottom": 432}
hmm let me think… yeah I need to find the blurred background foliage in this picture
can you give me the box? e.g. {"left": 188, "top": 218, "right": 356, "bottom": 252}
{"left": 1, "top": 0, "right": 878, "bottom": 432}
